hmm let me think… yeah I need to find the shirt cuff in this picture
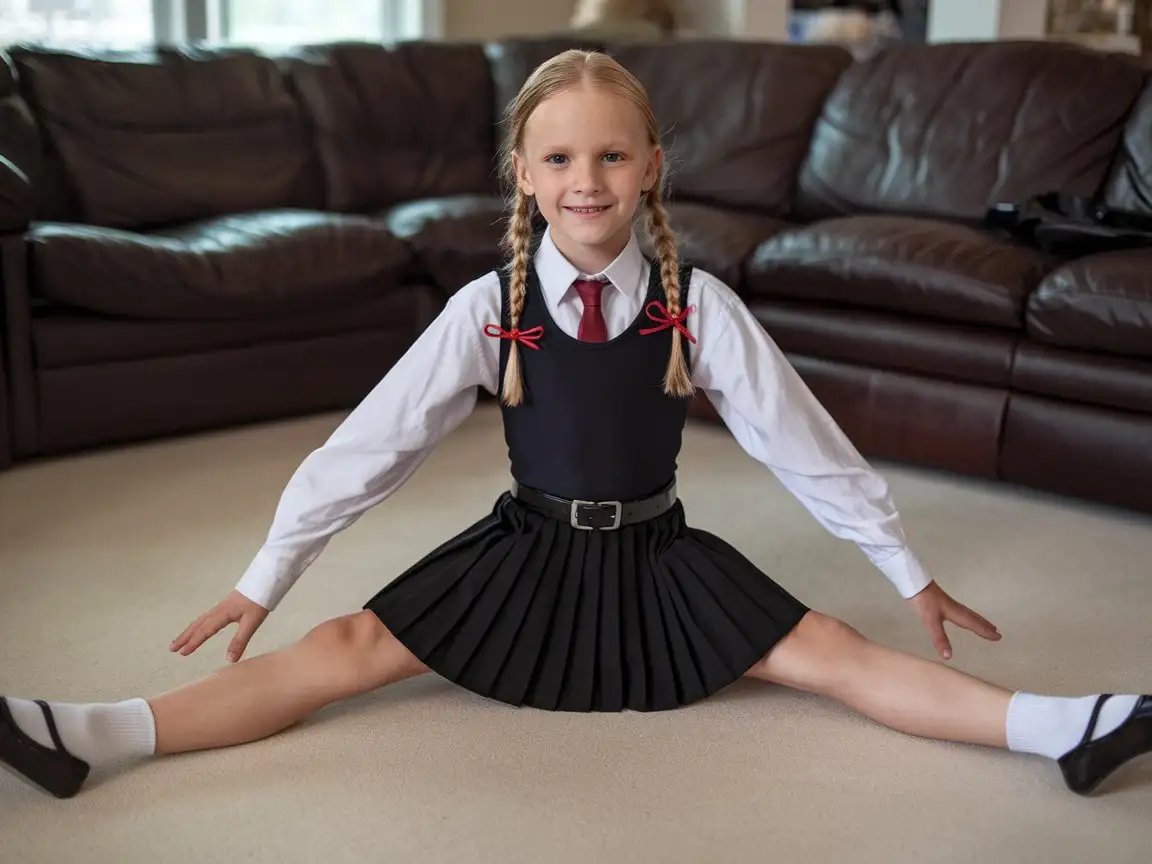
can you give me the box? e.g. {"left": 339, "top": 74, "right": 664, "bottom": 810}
{"left": 875, "top": 546, "right": 933, "bottom": 599}
{"left": 234, "top": 549, "right": 298, "bottom": 611}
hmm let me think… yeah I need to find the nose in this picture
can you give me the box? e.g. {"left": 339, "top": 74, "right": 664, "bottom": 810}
{"left": 572, "top": 157, "right": 603, "bottom": 195}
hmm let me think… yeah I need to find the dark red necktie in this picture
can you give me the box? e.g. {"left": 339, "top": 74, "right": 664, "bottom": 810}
{"left": 573, "top": 279, "right": 608, "bottom": 342}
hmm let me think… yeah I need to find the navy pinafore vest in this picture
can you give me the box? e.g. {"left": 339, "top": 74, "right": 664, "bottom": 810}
{"left": 496, "top": 259, "right": 694, "bottom": 503}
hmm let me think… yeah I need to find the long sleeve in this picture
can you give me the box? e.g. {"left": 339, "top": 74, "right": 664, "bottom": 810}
{"left": 690, "top": 272, "right": 933, "bottom": 600}
{"left": 234, "top": 274, "right": 502, "bottom": 610}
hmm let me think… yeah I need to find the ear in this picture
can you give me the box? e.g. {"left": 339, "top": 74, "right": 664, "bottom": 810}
{"left": 642, "top": 146, "right": 663, "bottom": 194}
{"left": 512, "top": 150, "right": 535, "bottom": 197}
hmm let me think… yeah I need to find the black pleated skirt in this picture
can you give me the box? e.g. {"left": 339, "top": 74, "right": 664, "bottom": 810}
{"left": 364, "top": 492, "right": 810, "bottom": 712}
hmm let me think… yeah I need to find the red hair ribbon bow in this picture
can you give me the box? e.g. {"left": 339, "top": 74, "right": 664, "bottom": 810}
{"left": 484, "top": 323, "right": 544, "bottom": 349}
{"left": 639, "top": 301, "right": 697, "bottom": 344}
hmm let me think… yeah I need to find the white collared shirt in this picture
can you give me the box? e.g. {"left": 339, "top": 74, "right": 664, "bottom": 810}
{"left": 235, "top": 228, "right": 932, "bottom": 610}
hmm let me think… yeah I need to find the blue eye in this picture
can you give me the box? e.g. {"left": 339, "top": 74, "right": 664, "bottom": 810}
{"left": 546, "top": 154, "right": 567, "bottom": 165}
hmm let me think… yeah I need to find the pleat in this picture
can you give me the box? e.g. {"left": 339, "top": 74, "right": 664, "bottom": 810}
{"left": 558, "top": 528, "right": 602, "bottom": 711}
{"left": 371, "top": 522, "right": 507, "bottom": 638}
{"left": 364, "top": 495, "right": 808, "bottom": 713}
{"left": 458, "top": 518, "right": 558, "bottom": 694}
{"left": 487, "top": 521, "right": 572, "bottom": 706}
{"left": 681, "top": 527, "right": 811, "bottom": 640}
{"left": 635, "top": 520, "right": 681, "bottom": 710}
{"left": 597, "top": 525, "right": 625, "bottom": 712}
{"left": 656, "top": 556, "right": 746, "bottom": 694}
{"left": 525, "top": 528, "right": 588, "bottom": 709}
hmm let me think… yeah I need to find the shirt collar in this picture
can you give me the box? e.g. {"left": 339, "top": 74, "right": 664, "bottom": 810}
{"left": 534, "top": 225, "right": 647, "bottom": 306}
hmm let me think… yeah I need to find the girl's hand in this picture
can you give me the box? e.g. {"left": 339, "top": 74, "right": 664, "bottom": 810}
{"left": 170, "top": 590, "right": 270, "bottom": 663}
{"left": 908, "top": 581, "right": 1000, "bottom": 661}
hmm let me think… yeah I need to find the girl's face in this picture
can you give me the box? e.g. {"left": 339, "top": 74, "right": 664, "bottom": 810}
{"left": 513, "top": 84, "right": 661, "bottom": 271}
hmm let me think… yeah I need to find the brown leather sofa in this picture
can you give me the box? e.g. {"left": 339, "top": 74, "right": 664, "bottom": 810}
{"left": 0, "top": 330, "right": 9, "bottom": 471}
{"left": 1, "top": 38, "right": 1150, "bottom": 515}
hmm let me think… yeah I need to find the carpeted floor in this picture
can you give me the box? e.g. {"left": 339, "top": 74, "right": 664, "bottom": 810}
{"left": 2, "top": 404, "right": 1150, "bottom": 862}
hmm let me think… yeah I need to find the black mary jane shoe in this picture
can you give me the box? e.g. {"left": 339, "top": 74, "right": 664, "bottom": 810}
{"left": 1058, "top": 693, "right": 1152, "bottom": 795}
{"left": 0, "top": 697, "right": 90, "bottom": 799}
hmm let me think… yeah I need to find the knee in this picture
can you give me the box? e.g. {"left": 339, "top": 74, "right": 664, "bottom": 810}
{"left": 800, "top": 612, "right": 865, "bottom": 652}
{"left": 302, "top": 611, "right": 428, "bottom": 690}
{"left": 746, "top": 611, "right": 865, "bottom": 690}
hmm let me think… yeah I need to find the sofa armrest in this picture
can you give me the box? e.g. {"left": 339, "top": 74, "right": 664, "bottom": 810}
{"left": 0, "top": 154, "right": 32, "bottom": 233}
{"left": 0, "top": 329, "right": 10, "bottom": 469}
{"left": 1, "top": 232, "right": 36, "bottom": 456}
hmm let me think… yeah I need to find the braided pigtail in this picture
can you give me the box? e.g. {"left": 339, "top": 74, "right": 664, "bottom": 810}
{"left": 499, "top": 187, "right": 534, "bottom": 406}
{"left": 645, "top": 186, "right": 694, "bottom": 397}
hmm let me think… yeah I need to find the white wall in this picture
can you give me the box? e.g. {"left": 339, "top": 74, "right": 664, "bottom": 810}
{"left": 678, "top": 0, "right": 789, "bottom": 39}
{"left": 444, "top": 0, "right": 791, "bottom": 42}
{"left": 927, "top": 0, "right": 1049, "bottom": 42}
{"left": 443, "top": 0, "right": 574, "bottom": 40}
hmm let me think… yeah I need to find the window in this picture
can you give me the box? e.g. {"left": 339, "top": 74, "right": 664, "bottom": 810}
{"left": 0, "top": 0, "right": 155, "bottom": 47}
{"left": 208, "top": 0, "right": 440, "bottom": 46}
{"left": 0, "top": 1, "right": 442, "bottom": 48}
{"left": 210, "top": 0, "right": 390, "bottom": 47}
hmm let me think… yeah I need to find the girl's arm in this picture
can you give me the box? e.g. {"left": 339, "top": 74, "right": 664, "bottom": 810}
{"left": 234, "top": 273, "right": 502, "bottom": 611}
{"left": 690, "top": 270, "right": 932, "bottom": 600}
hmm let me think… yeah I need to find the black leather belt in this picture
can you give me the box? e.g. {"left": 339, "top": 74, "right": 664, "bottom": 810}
{"left": 510, "top": 479, "right": 677, "bottom": 530}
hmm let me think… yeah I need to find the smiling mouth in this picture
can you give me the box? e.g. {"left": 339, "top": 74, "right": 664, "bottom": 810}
{"left": 565, "top": 205, "right": 610, "bottom": 214}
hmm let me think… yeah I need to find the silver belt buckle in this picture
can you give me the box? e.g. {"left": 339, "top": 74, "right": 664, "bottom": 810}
{"left": 570, "top": 499, "right": 623, "bottom": 530}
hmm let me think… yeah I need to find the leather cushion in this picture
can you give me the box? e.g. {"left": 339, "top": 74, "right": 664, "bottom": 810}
{"left": 749, "top": 300, "right": 1017, "bottom": 387}
{"left": 1105, "top": 81, "right": 1152, "bottom": 214}
{"left": 999, "top": 395, "right": 1152, "bottom": 514}
{"left": 36, "top": 329, "right": 417, "bottom": 457}
{"left": 745, "top": 215, "right": 1054, "bottom": 328}
{"left": 287, "top": 43, "right": 498, "bottom": 212}
{"left": 382, "top": 195, "right": 510, "bottom": 293}
{"left": 795, "top": 41, "right": 1146, "bottom": 223}
{"left": 0, "top": 154, "right": 31, "bottom": 233}
{"left": 8, "top": 45, "right": 322, "bottom": 228}
{"left": 1011, "top": 341, "right": 1152, "bottom": 415}
{"left": 30, "top": 210, "right": 415, "bottom": 319}
{"left": 1026, "top": 250, "right": 1152, "bottom": 358}
{"left": 609, "top": 41, "right": 851, "bottom": 215}
{"left": 33, "top": 285, "right": 442, "bottom": 369}
{"left": 785, "top": 355, "right": 1007, "bottom": 479}
{"left": 638, "top": 201, "right": 788, "bottom": 289}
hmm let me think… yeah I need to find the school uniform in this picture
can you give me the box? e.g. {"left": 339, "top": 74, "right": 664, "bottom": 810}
{"left": 4, "top": 234, "right": 1149, "bottom": 802}
{"left": 234, "top": 227, "right": 933, "bottom": 713}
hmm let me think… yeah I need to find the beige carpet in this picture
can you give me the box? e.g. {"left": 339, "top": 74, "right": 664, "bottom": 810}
{"left": 2, "top": 404, "right": 1151, "bottom": 862}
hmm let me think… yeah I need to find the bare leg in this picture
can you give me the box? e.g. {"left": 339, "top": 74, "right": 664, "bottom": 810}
{"left": 150, "top": 611, "right": 429, "bottom": 754}
{"left": 744, "top": 611, "right": 1011, "bottom": 748}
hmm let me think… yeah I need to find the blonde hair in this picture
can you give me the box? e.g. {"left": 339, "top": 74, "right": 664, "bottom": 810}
{"left": 496, "top": 49, "right": 693, "bottom": 406}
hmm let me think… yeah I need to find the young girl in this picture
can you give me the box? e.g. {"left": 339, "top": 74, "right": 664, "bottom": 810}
{"left": 2, "top": 49, "right": 1148, "bottom": 802}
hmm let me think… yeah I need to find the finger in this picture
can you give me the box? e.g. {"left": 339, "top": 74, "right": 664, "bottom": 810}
{"left": 171, "top": 614, "right": 208, "bottom": 652}
{"left": 227, "top": 614, "right": 262, "bottom": 663}
{"left": 180, "top": 613, "right": 228, "bottom": 655}
{"left": 952, "top": 606, "right": 1001, "bottom": 641}
{"left": 930, "top": 620, "right": 953, "bottom": 660}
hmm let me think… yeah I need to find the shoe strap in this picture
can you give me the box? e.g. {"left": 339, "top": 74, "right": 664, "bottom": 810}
{"left": 34, "top": 699, "right": 69, "bottom": 755}
{"left": 1078, "top": 693, "right": 1113, "bottom": 748}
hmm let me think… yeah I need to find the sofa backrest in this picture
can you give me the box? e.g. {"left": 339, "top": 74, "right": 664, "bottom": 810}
{"left": 285, "top": 42, "right": 498, "bottom": 213}
{"left": 608, "top": 41, "right": 852, "bottom": 216}
{"left": 0, "top": 50, "right": 79, "bottom": 222}
{"left": 6, "top": 45, "right": 324, "bottom": 229}
{"left": 485, "top": 39, "right": 851, "bottom": 218}
{"left": 484, "top": 36, "right": 611, "bottom": 117}
{"left": 1104, "top": 79, "right": 1152, "bottom": 214}
{"left": 794, "top": 40, "right": 1148, "bottom": 224}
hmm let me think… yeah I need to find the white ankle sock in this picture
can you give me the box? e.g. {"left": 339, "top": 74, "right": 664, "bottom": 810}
{"left": 1006, "top": 693, "right": 1141, "bottom": 760}
{"left": 6, "top": 697, "right": 157, "bottom": 767}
